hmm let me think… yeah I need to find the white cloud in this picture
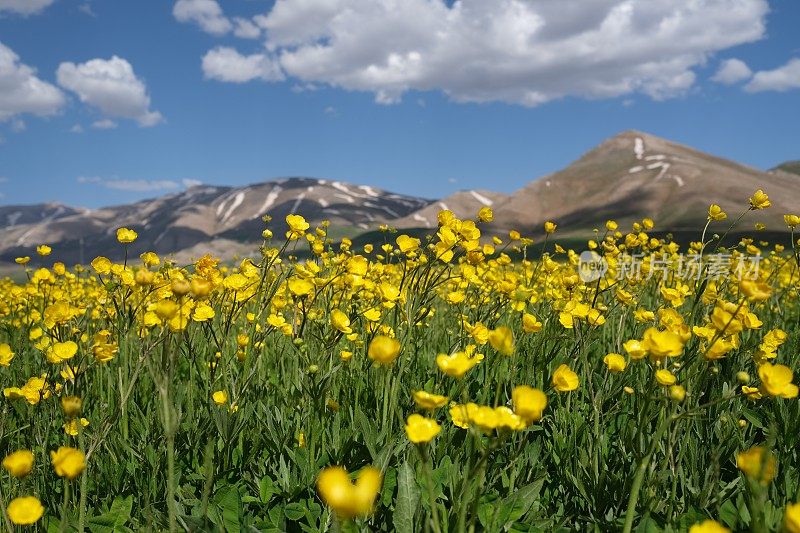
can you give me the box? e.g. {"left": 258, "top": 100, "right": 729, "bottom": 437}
{"left": 78, "top": 176, "right": 205, "bottom": 192}
{"left": 10, "top": 118, "right": 25, "bottom": 132}
{"left": 56, "top": 56, "right": 163, "bottom": 127}
{"left": 233, "top": 17, "right": 261, "bottom": 39}
{"left": 0, "top": 0, "right": 54, "bottom": 15}
{"left": 745, "top": 58, "right": 800, "bottom": 93}
{"left": 78, "top": 3, "right": 96, "bottom": 17}
{"left": 70, "top": 124, "right": 84, "bottom": 133}
{"left": 77, "top": 176, "right": 182, "bottom": 192}
{"left": 173, "top": 0, "right": 232, "bottom": 35}
{"left": 0, "top": 42, "right": 65, "bottom": 121}
{"left": 202, "top": 47, "right": 283, "bottom": 83}
{"left": 92, "top": 119, "right": 117, "bottom": 129}
{"left": 712, "top": 58, "right": 752, "bottom": 84}
{"left": 217, "top": 0, "right": 770, "bottom": 106}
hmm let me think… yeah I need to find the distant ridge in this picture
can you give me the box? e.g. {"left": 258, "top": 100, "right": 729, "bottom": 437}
{"left": 1, "top": 132, "right": 797, "bottom": 265}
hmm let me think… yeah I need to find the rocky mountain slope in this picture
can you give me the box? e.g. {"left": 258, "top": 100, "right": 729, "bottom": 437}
{"left": 0, "top": 178, "right": 432, "bottom": 263}
{"left": 489, "top": 131, "right": 800, "bottom": 237}
{"left": 2, "top": 131, "right": 797, "bottom": 266}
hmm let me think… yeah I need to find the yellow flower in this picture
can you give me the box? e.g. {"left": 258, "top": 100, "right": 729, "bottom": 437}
{"left": 641, "top": 327, "right": 684, "bottom": 358}
{"left": 367, "top": 335, "right": 400, "bottom": 365}
{"left": 707, "top": 204, "right": 727, "bottom": 221}
{"left": 405, "top": 414, "right": 441, "bottom": 443}
{"left": 50, "top": 447, "right": 86, "bottom": 480}
{"left": 655, "top": 369, "right": 676, "bottom": 386}
{"left": 785, "top": 214, "right": 800, "bottom": 229}
{"left": 669, "top": 384, "right": 686, "bottom": 402}
{"left": 0, "top": 343, "right": 14, "bottom": 366}
{"left": 552, "top": 364, "right": 579, "bottom": 392}
{"left": 330, "top": 309, "right": 352, "bottom": 334}
{"left": 689, "top": 519, "right": 730, "bottom": 533}
{"left": 623, "top": 339, "right": 647, "bottom": 360}
{"left": 317, "top": 466, "right": 382, "bottom": 518}
{"left": 739, "top": 280, "right": 772, "bottom": 301}
{"left": 749, "top": 189, "right": 770, "bottom": 210}
{"left": 116, "top": 227, "right": 138, "bottom": 243}
{"left": 758, "top": 363, "right": 798, "bottom": 398}
{"left": 784, "top": 501, "right": 800, "bottom": 533}
{"left": 61, "top": 395, "right": 82, "bottom": 418}
{"left": 212, "top": 390, "right": 228, "bottom": 405}
{"left": 512, "top": 385, "right": 547, "bottom": 424}
{"left": 63, "top": 418, "right": 89, "bottom": 436}
{"left": 3, "top": 450, "right": 34, "bottom": 478}
{"left": 288, "top": 277, "right": 314, "bottom": 297}
{"left": 436, "top": 352, "right": 480, "bottom": 378}
{"left": 737, "top": 446, "right": 776, "bottom": 485}
{"left": 36, "top": 244, "right": 52, "bottom": 256}
{"left": 192, "top": 303, "right": 215, "bottom": 322}
{"left": 488, "top": 325, "right": 514, "bottom": 356}
{"left": 477, "top": 206, "right": 493, "bottom": 222}
{"left": 603, "top": 353, "right": 626, "bottom": 373}
{"left": 449, "top": 403, "right": 474, "bottom": 429}
{"left": 7, "top": 496, "right": 44, "bottom": 526}
{"left": 48, "top": 340, "right": 78, "bottom": 363}
{"left": 396, "top": 234, "right": 421, "bottom": 253}
{"left": 412, "top": 391, "right": 448, "bottom": 410}
{"left": 285, "top": 214, "right": 310, "bottom": 239}
{"left": 15, "top": 256, "right": 30, "bottom": 265}
{"left": 522, "top": 313, "right": 542, "bottom": 333}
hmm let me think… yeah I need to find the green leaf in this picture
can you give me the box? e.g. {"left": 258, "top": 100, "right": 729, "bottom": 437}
{"left": 719, "top": 500, "right": 738, "bottom": 528}
{"left": 87, "top": 496, "right": 133, "bottom": 532}
{"left": 493, "top": 477, "right": 546, "bottom": 529}
{"left": 212, "top": 486, "right": 242, "bottom": 532}
{"left": 285, "top": 502, "right": 307, "bottom": 522}
{"left": 260, "top": 475, "right": 275, "bottom": 503}
{"left": 393, "top": 460, "right": 419, "bottom": 533}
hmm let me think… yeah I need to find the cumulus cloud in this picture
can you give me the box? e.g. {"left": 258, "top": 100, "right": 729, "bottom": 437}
{"left": 0, "top": 0, "right": 54, "bottom": 15}
{"left": 173, "top": 0, "right": 262, "bottom": 39}
{"left": 745, "top": 58, "right": 800, "bottom": 93}
{"left": 202, "top": 47, "right": 283, "bottom": 83}
{"left": 173, "top": 0, "right": 231, "bottom": 35}
{"left": 210, "top": 0, "right": 769, "bottom": 106}
{"left": 712, "top": 58, "right": 752, "bottom": 84}
{"left": 56, "top": 56, "right": 163, "bottom": 127}
{"left": 233, "top": 17, "right": 261, "bottom": 39}
{"left": 0, "top": 42, "right": 65, "bottom": 121}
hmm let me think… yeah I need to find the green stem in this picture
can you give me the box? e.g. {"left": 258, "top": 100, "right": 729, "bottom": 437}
{"left": 622, "top": 412, "right": 673, "bottom": 533}
{"left": 60, "top": 480, "right": 71, "bottom": 533}
{"left": 78, "top": 435, "right": 88, "bottom": 532}
{"left": 421, "top": 446, "right": 443, "bottom": 533}
{"left": 161, "top": 389, "right": 177, "bottom": 533}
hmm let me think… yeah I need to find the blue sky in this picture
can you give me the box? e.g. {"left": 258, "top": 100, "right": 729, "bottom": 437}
{"left": 0, "top": 0, "right": 798, "bottom": 208}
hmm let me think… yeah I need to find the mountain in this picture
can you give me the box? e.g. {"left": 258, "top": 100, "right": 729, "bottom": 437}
{"left": 393, "top": 189, "right": 508, "bottom": 229}
{"left": 2, "top": 131, "right": 798, "bottom": 267}
{"left": 488, "top": 130, "right": 800, "bottom": 237}
{"left": 771, "top": 161, "right": 800, "bottom": 177}
{"left": 0, "top": 178, "right": 432, "bottom": 264}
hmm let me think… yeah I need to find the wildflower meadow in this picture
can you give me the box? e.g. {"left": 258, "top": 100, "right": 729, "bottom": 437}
{"left": 2, "top": 191, "right": 800, "bottom": 532}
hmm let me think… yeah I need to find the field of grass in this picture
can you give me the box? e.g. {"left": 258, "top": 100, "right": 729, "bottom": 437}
{"left": 1, "top": 197, "right": 800, "bottom": 532}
